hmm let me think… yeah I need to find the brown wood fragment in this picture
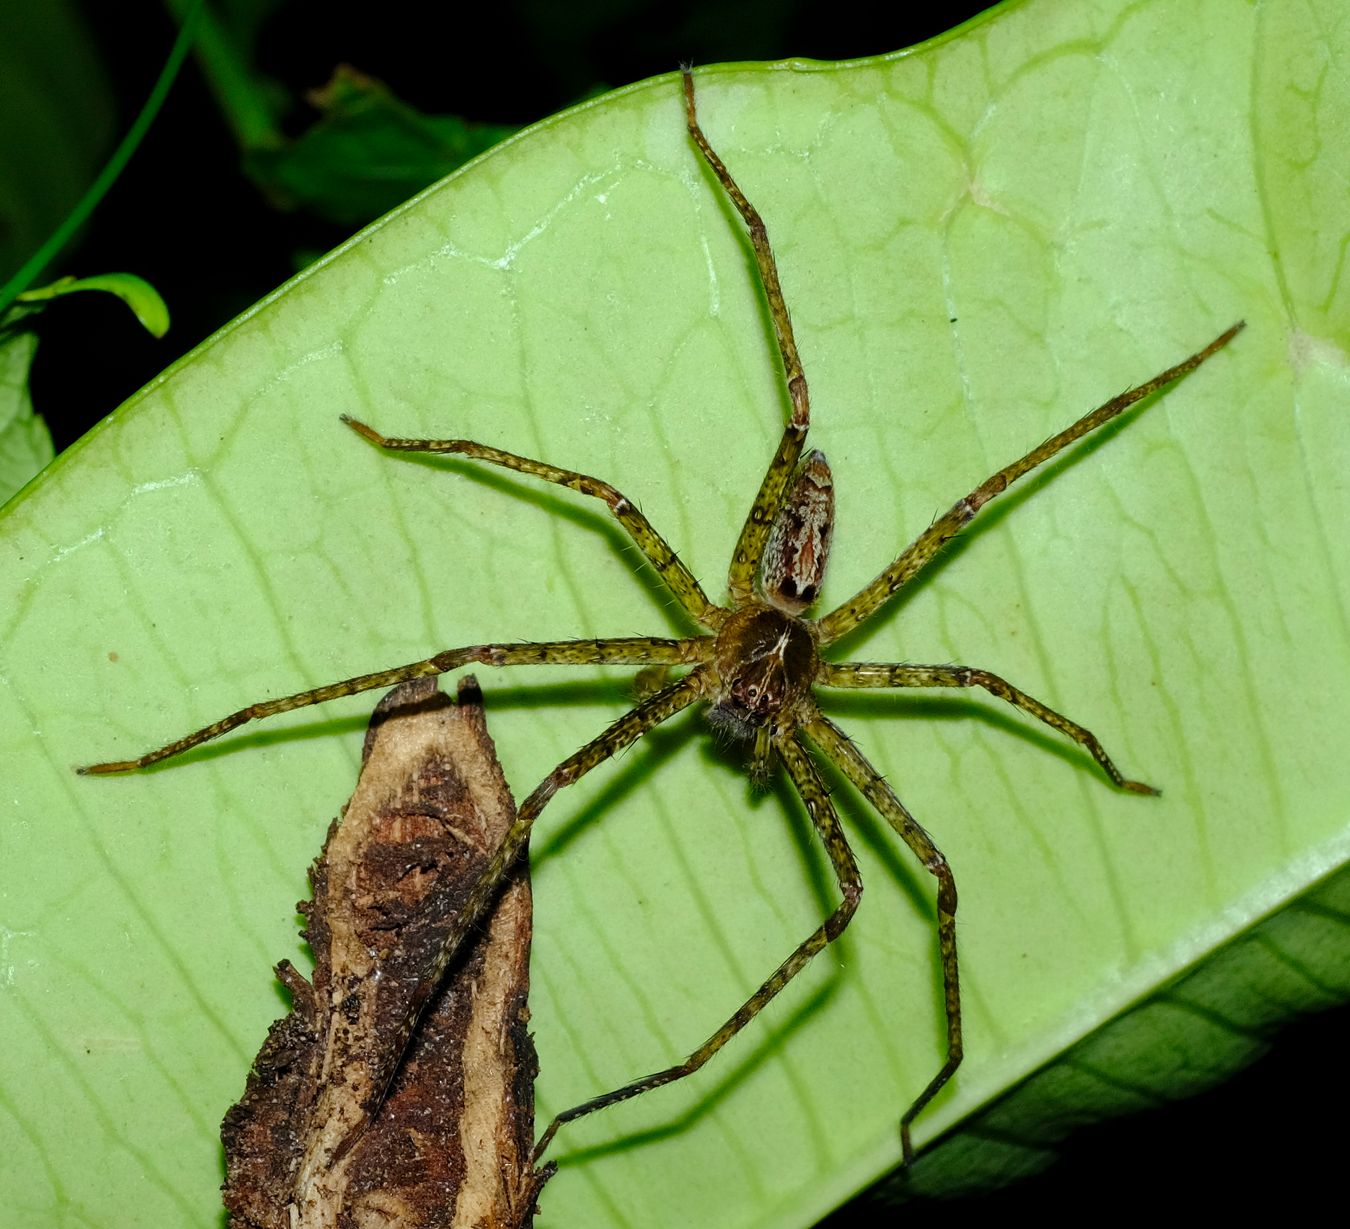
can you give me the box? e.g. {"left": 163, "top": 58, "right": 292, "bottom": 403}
{"left": 221, "top": 676, "right": 550, "bottom": 1228}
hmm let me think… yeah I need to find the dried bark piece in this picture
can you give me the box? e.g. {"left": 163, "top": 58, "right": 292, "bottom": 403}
{"left": 222, "top": 676, "right": 549, "bottom": 1228}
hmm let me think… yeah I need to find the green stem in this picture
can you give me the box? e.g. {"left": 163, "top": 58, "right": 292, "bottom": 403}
{"left": 159, "top": 0, "right": 282, "bottom": 151}
{"left": 0, "top": 1, "right": 203, "bottom": 316}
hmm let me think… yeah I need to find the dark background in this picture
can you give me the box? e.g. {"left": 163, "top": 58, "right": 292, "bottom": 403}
{"left": 30, "top": 1, "right": 1007, "bottom": 450}
{"left": 15, "top": 0, "right": 1343, "bottom": 1221}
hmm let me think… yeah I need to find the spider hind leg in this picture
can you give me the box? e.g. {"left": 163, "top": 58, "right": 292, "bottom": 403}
{"left": 818, "top": 661, "right": 1158, "bottom": 794}
{"left": 532, "top": 728, "right": 862, "bottom": 1161}
{"left": 805, "top": 712, "right": 963, "bottom": 1164}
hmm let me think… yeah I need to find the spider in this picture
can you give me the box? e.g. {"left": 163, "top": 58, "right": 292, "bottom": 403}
{"left": 82, "top": 69, "right": 1244, "bottom": 1166}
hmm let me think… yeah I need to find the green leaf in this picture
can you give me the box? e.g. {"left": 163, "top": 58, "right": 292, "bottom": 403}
{"left": 3, "top": 3, "right": 1346, "bottom": 1228}
{"left": 0, "top": 274, "right": 167, "bottom": 504}
{"left": 0, "top": 330, "right": 55, "bottom": 503}
{"left": 901, "top": 867, "right": 1350, "bottom": 1195}
{"left": 245, "top": 65, "right": 519, "bottom": 227}
{"left": 17, "top": 273, "right": 171, "bottom": 337}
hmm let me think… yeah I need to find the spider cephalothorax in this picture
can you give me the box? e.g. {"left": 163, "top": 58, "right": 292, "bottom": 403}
{"left": 705, "top": 448, "right": 833, "bottom": 745}
{"left": 83, "top": 68, "right": 1243, "bottom": 1170}
{"left": 708, "top": 604, "right": 819, "bottom": 740}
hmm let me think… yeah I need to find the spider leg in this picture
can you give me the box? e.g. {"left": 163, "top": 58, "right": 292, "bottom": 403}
{"left": 531, "top": 725, "right": 861, "bottom": 1161}
{"left": 804, "top": 712, "right": 960, "bottom": 1164}
{"left": 681, "top": 69, "right": 811, "bottom": 606}
{"left": 815, "top": 322, "right": 1245, "bottom": 644}
{"left": 78, "top": 636, "right": 707, "bottom": 772}
{"left": 360, "top": 671, "right": 707, "bottom": 1136}
{"left": 819, "top": 662, "right": 1157, "bottom": 794}
{"left": 341, "top": 417, "right": 724, "bottom": 630}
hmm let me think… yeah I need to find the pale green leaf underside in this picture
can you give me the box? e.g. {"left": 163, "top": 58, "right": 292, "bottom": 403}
{"left": 3, "top": 2, "right": 1348, "bottom": 1227}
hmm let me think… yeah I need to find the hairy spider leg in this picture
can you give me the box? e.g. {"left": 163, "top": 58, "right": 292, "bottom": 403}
{"left": 340, "top": 416, "right": 726, "bottom": 631}
{"left": 532, "top": 726, "right": 862, "bottom": 1161}
{"left": 360, "top": 672, "right": 707, "bottom": 1132}
{"left": 818, "top": 662, "right": 1158, "bottom": 794}
{"left": 804, "top": 713, "right": 960, "bottom": 1165}
{"left": 681, "top": 69, "right": 812, "bottom": 607}
{"left": 78, "top": 637, "right": 705, "bottom": 772}
{"left": 815, "top": 321, "right": 1246, "bottom": 645}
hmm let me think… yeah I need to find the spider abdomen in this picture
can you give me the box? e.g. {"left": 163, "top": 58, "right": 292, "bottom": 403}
{"left": 708, "top": 605, "right": 818, "bottom": 739}
{"left": 760, "top": 449, "right": 833, "bottom": 614}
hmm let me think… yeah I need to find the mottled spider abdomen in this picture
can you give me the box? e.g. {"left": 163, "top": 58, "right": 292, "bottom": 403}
{"left": 760, "top": 449, "right": 834, "bottom": 614}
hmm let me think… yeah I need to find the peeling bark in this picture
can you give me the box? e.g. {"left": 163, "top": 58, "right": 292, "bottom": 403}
{"left": 222, "top": 676, "right": 549, "bottom": 1228}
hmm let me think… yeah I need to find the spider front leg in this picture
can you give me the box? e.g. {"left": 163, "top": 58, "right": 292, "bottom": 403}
{"left": 532, "top": 727, "right": 861, "bottom": 1161}
{"left": 341, "top": 416, "right": 725, "bottom": 630}
{"left": 79, "top": 636, "right": 705, "bottom": 772}
{"left": 818, "top": 662, "right": 1157, "bottom": 794}
{"left": 816, "top": 322, "right": 1245, "bottom": 644}
{"left": 682, "top": 68, "right": 813, "bottom": 606}
{"left": 804, "top": 713, "right": 961, "bottom": 1164}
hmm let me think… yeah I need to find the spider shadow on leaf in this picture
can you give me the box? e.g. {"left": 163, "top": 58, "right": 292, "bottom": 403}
{"left": 822, "top": 377, "right": 1188, "bottom": 666}
{"left": 358, "top": 449, "right": 697, "bottom": 638}
{"left": 542, "top": 767, "right": 859, "bottom": 1167}
{"left": 550, "top": 966, "right": 840, "bottom": 1167}
{"left": 823, "top": 689, "right": 1121, "bottom": 787}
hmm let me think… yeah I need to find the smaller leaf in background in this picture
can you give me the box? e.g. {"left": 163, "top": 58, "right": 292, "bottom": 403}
{"left": 0, "top": 330, "right": 54, "bottom": 504}
{"left": 18, "top": 272, "right": 171, "bottom": 338}
{"left": 0, "top": 273, "right": 168, "bottom": 501}
{"left": 896, "top": 865, "right": 1350, "bottom": 1200}
{"left": 246, "top": 66, "right": 518, "bottom": 228}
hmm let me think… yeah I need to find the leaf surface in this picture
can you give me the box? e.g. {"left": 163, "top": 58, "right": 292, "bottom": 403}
{"left": 3, "top": 2, "right": 1347, "bottom": 1226}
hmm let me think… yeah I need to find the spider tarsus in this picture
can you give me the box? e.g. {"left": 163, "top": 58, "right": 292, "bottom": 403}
{"left": 531, "top": 1121, "right": 560, "bottom": 1165}
{"left": 75, "top": 760, "right": 123, "bottom": 775}
{"left": 340, "top": 415, "right": 383, "bottom": 446}
{"left": 1207, "top": 319, "right": 1246, "bottom": 353}
{"left": 1123, "top": 779, "right": 1161, "bottom": 797}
